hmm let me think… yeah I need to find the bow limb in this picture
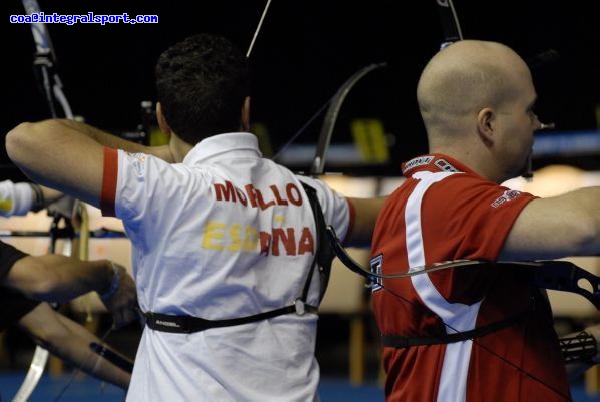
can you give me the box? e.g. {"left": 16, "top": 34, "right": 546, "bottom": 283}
{"left": 11, "top": 347, "right": 49, "bottom": 402}
{"left": 435, "top": 0, "right": 464, "bottom": 49}
{"left": 21, "top": 0, "right": 54, "bottom": 56}
{"left": 273, "top": 63, "right": 387, "bottom": 168}
{"left": 15, "top": 1, "right": 80, "bottom": 400}
{"left": 22, "top": 0, "right": 73, "bottom": 119}
{"left": 12, "top": 0, "right": 65, "bottom": 376}
{"left": 309, "top": 63, "right": 387, "bottom": 176}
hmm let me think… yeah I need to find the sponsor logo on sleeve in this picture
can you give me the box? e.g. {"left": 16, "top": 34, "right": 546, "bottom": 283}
{"left": 491, "top": 189, "right": 522, "bottom": 208}
{"left": 125, "top": 152, "right": 147, "bottom": 175}
{"left": 125, "top": 152, "right": 146, "bottom": 162}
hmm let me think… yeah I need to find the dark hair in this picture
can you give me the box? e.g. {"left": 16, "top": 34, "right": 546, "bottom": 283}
{"left": 155, "top": 33, "right": 250, "bottom": 144}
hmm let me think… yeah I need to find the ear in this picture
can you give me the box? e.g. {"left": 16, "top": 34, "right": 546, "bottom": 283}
{"left": 156, "top": 102, "right": 172, "bottom": 140}
{"left": 241, "top": 96, "right": 251, "bottom": 132}
{"left": 476, "top": 107, "right": 495, "bottom": 146}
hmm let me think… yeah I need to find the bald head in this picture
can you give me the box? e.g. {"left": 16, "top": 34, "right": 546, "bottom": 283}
{"left": 417, "top": 40, "right": 532, "bottom": 144}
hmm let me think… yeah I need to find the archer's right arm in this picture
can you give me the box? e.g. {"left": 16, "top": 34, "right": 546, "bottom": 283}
{"left": 6, "top": 119, "right": 173, "bottom": 208}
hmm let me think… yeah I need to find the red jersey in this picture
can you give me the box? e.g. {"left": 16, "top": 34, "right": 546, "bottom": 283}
{"left": 371, "top": 154, "right": 571, "bottom": 402}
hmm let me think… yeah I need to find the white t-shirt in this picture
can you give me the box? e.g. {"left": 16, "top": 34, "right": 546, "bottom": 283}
{"left": 101, "top": 132, "right": 351, "bottom": 401}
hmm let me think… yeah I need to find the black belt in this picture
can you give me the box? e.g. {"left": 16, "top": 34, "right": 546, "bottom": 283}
{"left": 144, "top": 300, "right": 317, "bottom": 334}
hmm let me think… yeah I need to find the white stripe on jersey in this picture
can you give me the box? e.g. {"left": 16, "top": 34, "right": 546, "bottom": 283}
{"left": 406, "top": 171, "right": 482, "bottom": 402}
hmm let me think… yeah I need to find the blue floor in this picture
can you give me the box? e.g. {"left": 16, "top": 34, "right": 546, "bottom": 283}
{"left": 0, "top": 373, "right": 598, "bottom": 401}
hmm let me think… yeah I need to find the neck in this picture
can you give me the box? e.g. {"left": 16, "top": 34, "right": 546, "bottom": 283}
{"left": 430, "top": 144, "right": 503, "bottom": 183}
{"left": 168, "top": 135, "right": 193, "bottom": 163}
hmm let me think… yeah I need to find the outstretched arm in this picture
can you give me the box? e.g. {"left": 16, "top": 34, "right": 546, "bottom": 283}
{"left": 7, "top": 255, "right": 116, "bottom": 302}
{"left": 500, "top": 187, "right": 600, "bottom": 260}
{"left": 0, "top": 180, "right": 64, "bottom": 217}
{"left": 4, "top": 256, "right": 137, "bottom": 327}
{"left": 6, "top": 119, "right": 174, "bottom": 208}
{"left": 18, "top": 303, "right": 132, "bottom": 389}
{"left": 344, "top": 196, "right": 387, "bottom": 247}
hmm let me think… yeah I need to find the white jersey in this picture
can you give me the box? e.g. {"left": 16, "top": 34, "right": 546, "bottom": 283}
{"left": 101, "top": 132, "right": 351, "bottom": 401}
{"left": 0, "top": 180, "right": 33, "bottom": 217}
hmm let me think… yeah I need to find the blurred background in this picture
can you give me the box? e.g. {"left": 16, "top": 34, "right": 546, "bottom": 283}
{"left": 2, "top": 0, "right": 600, "bottom": 177}
{"left": 1, "top": 0, "right": 600, "bottom": 400}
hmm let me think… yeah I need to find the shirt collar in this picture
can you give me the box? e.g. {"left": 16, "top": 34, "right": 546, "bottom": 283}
{"left": 401, "top": 153, "right": 475, "bottom": 177}
{"left": 183, "top": 132, "right": 262, "bottom": 165}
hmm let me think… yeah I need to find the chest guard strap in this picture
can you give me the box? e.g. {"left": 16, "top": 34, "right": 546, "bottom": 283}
{"left": 381, "top": 310, "right": 530, "bottom": 348}
{"left": 144, "top": 303, "right": 318, "bottom": 334}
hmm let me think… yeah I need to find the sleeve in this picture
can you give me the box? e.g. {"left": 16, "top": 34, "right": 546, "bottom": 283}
{"left": 423, "top": 175, "right": 536, "bottom": 262}
{"left": 0, "top": 241, "right": 29, "bottom": 282}
{"left": 100, "top": 147, "right": 202, "bottom": 245}
{"left": 100, "top": 147, "right": 119, "bottom": 217}
{"left": 422, "top": 176, "right": 537, "bottom": 304}
{"left": 0, "top": 180, "right": 33, "bottom": 217}
{"left": 101, "top": 147, "right": 162, "bottom": 222}
{"left": 296, "top": 175, "right": 351, "bottom": 242}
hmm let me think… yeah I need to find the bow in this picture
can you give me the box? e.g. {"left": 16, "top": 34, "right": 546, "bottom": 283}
{"left": 14, "top": 2, "right": 73, "bottom": 399}
{"left": 327, "top": 226, "right": 600, "bottom": 308}
{"left": 16, "top": 1, "right": 124, "bottom": 400}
